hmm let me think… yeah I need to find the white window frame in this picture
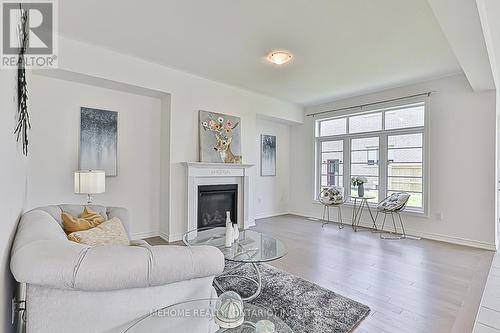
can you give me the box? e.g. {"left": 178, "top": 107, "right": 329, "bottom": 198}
{"left": 314, "top": 98, "right": 429, "bottom": 215}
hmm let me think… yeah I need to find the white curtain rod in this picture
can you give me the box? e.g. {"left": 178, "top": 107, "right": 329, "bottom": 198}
{"left": 306, "top": 91, "right": 433, "bottom": 117}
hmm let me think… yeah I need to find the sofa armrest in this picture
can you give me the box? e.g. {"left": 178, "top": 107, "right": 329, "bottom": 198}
{"left": 11, "top": 241, "right": 224, "bottom": 291}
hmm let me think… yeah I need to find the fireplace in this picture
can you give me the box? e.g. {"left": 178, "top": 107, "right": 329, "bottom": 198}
{"left": 183, "top": 162, "right": 254, "bottom": 239}
{"left": 198, "top": 184, "right": 238, "bottom": 229}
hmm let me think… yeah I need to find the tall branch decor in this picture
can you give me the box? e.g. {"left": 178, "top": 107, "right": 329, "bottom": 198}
{"left": 14, "top": 5, "right": 30, "bottom": 156}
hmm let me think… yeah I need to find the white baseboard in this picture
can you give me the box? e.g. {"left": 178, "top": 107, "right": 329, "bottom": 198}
{"left": 148, "top": 211, "right": 495, "bottom": 250}
{"left": 288, "top": 211, "right": 313, "bottom": 219}
{"left": 134, "top": 231, "right": 175, "bottom": 243}
{"left": 158, "top": 230, "right": 189, "bottom": 243}
{"left": 166, "top": 232, "right": 183, "bottom": 243}
{"left": 254, "top": 212, "right": 289, "bottom": 220}
{"left": 159, "top": 231, "right": 169, "bottom": 242}
{"left": 408, "top": 230, "right": 496, "bottom": 251}
{"left": 287, "top": 211, "right": 496, "bottom": 251}
{"left": 130, "top": 231, "right": 159, "bottom": 240}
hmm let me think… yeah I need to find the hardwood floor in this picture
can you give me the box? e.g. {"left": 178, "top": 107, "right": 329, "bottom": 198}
{"left": 473, "top": 235, "right": 500, "bottom": 333}
{"left": 147, "top": 214, "right": 494, "bottom": 332}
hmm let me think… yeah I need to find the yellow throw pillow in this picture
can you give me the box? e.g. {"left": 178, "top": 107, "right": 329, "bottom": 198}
{"left": 67, "top": 217, "right": 130, "bottom": 246}
{"left": 81, "top": 206, "right": 106, "bottom": 224}
{"left": 61, "top": 207, "right": 105, "bottom": 234}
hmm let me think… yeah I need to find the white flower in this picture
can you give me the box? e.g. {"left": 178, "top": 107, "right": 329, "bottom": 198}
{"left": 357, "top": 176, "right": 368, "bottom": 183}
{"left": 202, "top": 121, "right": 208, "bottom": 127}
{"left": 351, "top": 176, "right": 367, "bottom": 186}
{"left": 218, "top": 117, "right": 224, "bottom": 123}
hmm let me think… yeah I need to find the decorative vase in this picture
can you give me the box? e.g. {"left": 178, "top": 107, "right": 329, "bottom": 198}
{"left": 225, "top": 211, "right": 233, "bottom": 248}
{"left": 358, "top": 183, "right": 365, "bottom": 197}
{"left": 233, "top": 223, "right": 239, "bottom": 241}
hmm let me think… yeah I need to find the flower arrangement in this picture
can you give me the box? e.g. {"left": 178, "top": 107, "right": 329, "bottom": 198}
{"left": 351, "top": 176, "right": 367, "bottom": 197}
{"left": 351, "top": 176, "right": 368, "bottom": 187}
{"left": 201, "top": 113, "right": 239, "bottom": 139}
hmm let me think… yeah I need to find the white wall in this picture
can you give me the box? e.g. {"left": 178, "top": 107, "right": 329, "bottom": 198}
{"left": 35, "top": 37, "right": 303, "bottom": 241}
{"left": 254, "top": 118, "right": 291, "bottom": 218}
{"left": 0, "top": 36, "right": 299, "bottom": 331}
{"left": 497, "top": 89, "right": 500, "bottom": 246}
{"left": 290, "top": 74, "right": 497, "bottom": 249}
{"left": 28, "top": 74, "right": 162, "bottom": 239}
{"left": 0, "top": 70, "right": 29, "bottom": 332}
{"left": 476, "top": 0, "right": 500, "bottom": 247}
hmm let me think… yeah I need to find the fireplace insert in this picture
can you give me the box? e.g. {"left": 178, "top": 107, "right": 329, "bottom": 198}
{"left": 198, "top": 184, "right": 237, "bottom": 229}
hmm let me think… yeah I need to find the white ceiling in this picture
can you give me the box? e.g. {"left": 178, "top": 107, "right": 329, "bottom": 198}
{"left": 59, "top": 0, "right": 461, "bottom": 106}
{"left": 427, "top": 0, "right": 495, "bottom": 91}
{"left": 477, "top": 0, "right": 500, "bottom": 88}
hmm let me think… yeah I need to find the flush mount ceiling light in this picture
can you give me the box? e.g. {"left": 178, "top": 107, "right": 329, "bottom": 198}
{"left": 267, "top": 50, "right": 293, "bottom": 65}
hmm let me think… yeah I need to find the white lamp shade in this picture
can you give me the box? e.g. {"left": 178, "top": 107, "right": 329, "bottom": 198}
{"left": 74, "top": 170, "right": 106, "bottom": 194}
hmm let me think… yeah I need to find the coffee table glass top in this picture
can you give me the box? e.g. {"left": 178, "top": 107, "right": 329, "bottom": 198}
{"left": 184, "top": 227, "right": 287, "bottom": 263}
{"left": 124, "top": 299, "right": 293, "bottom": 333}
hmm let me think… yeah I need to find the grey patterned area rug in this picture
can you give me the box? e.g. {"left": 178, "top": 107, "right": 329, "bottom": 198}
{"left": 215, "top": 262, "right": 370, "bottom": 333}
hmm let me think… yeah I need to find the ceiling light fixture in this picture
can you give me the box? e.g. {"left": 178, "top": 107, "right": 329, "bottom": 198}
{"left": 267, "top": 50, "right": 293, "bottom": 65}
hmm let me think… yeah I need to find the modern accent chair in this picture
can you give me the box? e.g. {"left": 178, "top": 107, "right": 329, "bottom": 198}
{"left": 10, "top": 204, "right": 225, "bottom": 333}
{"left": 376, "top": 192, "right": 411, "bottom": 239}
{"left": 319, "top": 186, "right": 345, "bottom": 228}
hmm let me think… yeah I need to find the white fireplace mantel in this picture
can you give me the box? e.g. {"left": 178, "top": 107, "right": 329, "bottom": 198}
{"left": 183, "top": 162, "right": 254, "bottom": 232}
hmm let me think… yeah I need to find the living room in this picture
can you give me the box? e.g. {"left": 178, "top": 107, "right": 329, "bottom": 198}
{"left": 2, "top": 1, "right": 500, "bottom": 332}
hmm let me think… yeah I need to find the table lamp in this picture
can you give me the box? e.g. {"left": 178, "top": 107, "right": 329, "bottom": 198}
{"left": 74, "top": 170, "right": 105, "bottom": 204}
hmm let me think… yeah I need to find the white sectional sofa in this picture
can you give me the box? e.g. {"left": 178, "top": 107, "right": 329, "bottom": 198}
{"left": 10, "top": 205, "right": 224, "bottom": 333}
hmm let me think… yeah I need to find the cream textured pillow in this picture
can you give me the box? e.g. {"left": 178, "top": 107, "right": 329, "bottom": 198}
{"left": 67, "top": 217, "right": 130, "bottom": 246}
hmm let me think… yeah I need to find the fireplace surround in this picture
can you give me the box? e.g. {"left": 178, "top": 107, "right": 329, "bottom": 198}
{"left": 184, "top": 162, "right": 254, "bottom": 232}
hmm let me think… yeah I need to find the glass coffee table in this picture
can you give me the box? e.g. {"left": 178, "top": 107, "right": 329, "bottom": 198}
{"left": 124, "top": 299, "right": 293, "bottom": 333}
{"left": 183, "top": 227, "right": 287, "bottom": 301}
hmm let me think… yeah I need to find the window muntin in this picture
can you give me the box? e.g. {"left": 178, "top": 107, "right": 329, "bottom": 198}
{"left": 315, "top": 102, "right": 426, "bottom": 212}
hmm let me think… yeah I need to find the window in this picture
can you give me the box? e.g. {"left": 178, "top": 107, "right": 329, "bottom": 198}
{"left": 320, "top": 140, "right": 343, "bottom": 188}
{"left": 387, "top": 133, "right": 423, "bottom": 208}
{"left": 316, "top": 102, "right": 426, "bottom": 212}
{"left": 319, "top": 118, "right": 346, "bottom": 136}
{"left": 385, "top": 105, "right": 424, "bottom": 130}
{"left": 349, "top": 112, "right": 382, "bottom": 134}
{"left": 351, "top": 137, "right": 379, "bottom": 203}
